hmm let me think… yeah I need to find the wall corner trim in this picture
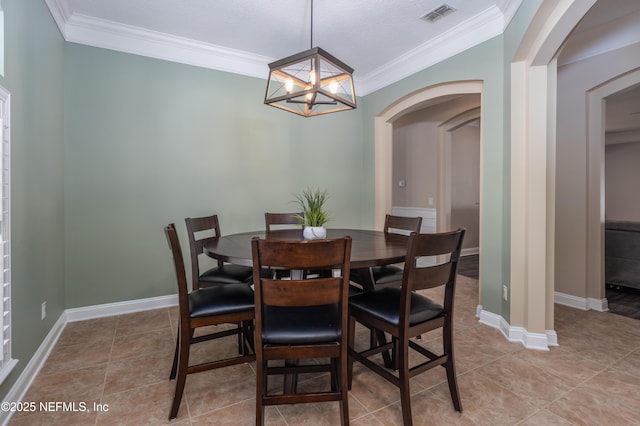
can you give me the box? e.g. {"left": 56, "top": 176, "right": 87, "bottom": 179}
{"left": 477, "top": 305, "right": 554, "bottom": 350}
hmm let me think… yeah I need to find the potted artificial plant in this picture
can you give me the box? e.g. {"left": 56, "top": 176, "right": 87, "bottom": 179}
{"left": 293, "top": 187, "right": 330, "bottom": 239}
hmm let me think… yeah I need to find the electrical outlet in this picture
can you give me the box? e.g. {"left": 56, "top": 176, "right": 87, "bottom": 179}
{"left": 41, "top": 302, "right": 46, "bottom": 320}
{"left": 502, "top": 285, "right": 508, "bottom": 301}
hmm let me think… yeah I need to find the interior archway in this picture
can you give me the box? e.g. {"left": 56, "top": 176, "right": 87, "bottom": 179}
{"left": 374, "top": 81, "right": 484, "bottom": 309}
{"left": 374, "top": 81, "right": 484, "bottom": 229}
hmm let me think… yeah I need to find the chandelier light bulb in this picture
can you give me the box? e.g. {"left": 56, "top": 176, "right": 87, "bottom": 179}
{"left": 329, "top": 80, "right": 338, "bottom": 94}
{"left": 309, "top": 69, "right": 316, "bottom": 85}
{"left": 285, "top": 79, "right": 294, "bottom": 93}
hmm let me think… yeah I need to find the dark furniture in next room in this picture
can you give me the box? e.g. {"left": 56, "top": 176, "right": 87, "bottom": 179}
{"left": 605, "top": 220, "right": 640, "bottom": 290}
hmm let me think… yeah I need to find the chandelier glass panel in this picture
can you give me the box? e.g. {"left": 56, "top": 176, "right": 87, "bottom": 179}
{"left": 264, "top": 1, "right": 356, "bottom": 117}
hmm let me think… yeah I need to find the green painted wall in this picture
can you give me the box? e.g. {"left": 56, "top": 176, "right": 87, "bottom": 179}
{"left": 358, "top": 1, "right": 543, "bottom": 319}
{"left": 361, "top": 36, "right": 507, "bottom": 315}
{"left": 63, "top": 44, "right": 364, "bottom": 307}
{"left": 0, "top": 0, "right": 546, "bottom": 401}
{"left": 0, "top": 0, "right": 66, "bottom": 396}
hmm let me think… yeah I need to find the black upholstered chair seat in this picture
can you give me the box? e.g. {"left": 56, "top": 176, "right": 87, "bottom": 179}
{"left": 350, "top": 264, "right": 404, "bottom": 287}
{"left": 371, "top": 265, "right": 404, "bottom": 284}
{"left": 262, "top": 304, "right": 340, "bottom": 345}
{"left": 189, "top": 283, "right": 255, "bottom": 318}
{"left": 200, "top": 264, "right": 253, "bottom": 285}
{"left": 348, "top": 287, "right": 443, "bottom": 327}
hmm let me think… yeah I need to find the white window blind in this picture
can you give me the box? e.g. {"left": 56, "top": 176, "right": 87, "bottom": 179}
{"left": 0, "top": 84, "right": 15, "bottom": 382}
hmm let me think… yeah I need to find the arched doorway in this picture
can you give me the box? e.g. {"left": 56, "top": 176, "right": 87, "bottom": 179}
{"left": 374, "top": 81, "right": 484, "bottom": 228}
{"left": 374, "top": 80, "right": 484, "bottom": 301}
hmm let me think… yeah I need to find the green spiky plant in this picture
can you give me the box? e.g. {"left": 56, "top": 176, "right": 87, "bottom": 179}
{"left": 293, "top": 187, "right": 330, "bottom": 227}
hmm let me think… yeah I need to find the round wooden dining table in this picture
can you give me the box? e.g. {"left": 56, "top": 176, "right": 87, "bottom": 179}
{"left": 203, "top": 228, "right": 410, "bottom": 289}
{"left": 205, "top": 228, "right": 405, "bottom": 370}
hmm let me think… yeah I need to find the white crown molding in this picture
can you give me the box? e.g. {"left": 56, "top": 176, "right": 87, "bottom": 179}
{"left": 44, "top": 1, "right": 515, "bottom": 97}
{"left": 359, "top": 6, "right": 505, "bottom": 95}
{"left": 44, "top": 0, "right": 72, "bottom": 37}
{"left": 497, "top": 0, "right": 523, "bottom": 29}
{"left": 66, "top": 13, "right": 274, "bottom": 80}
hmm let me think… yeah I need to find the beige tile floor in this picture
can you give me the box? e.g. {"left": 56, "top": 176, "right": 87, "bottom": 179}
{"left": 9, "top": 275, "right": 640, "bottom": 425}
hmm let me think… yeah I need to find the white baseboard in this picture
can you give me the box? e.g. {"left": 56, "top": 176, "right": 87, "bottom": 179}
{"left": 0, "top": 313, "right": 67, "bottom": 426}
{"left": 476, "top": 305, "right": 555, "bottom": 351}
{"left": 554, "top": 291, "right": 608, "bottom": 312}
{"left": 65, "top": 294, "right": 178, "bottom": 322}
{"left": 1, "top": 294, "right": 178, "bottom": 425}
{"left": 461, "top": 247, "right": 479, "bottom": 256}
{"left": 474, "top": 291, "right": 612, "bottom": 353}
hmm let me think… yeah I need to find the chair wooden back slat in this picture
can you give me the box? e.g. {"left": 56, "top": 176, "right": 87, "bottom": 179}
{"left": 185, "top": 215, "right": 224, "bottom": 283}
{"left": 384, "top": 214, "right": 422, "bottom": 236}
{"left": 265, "top": 212, "right": 304, "bottom": 232}
{"left": 260, "top": 277, "right": 342, "bottom": 307}
{"left": 401, "top": 229, "right": 465, "bottom": 318}
{"left": 254, "top": 237, "right": 346, "bottom": 269}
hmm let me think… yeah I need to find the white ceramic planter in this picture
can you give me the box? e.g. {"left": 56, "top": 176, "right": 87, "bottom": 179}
{"left": 303, "top": 226, "right": 327, "bottom": 240}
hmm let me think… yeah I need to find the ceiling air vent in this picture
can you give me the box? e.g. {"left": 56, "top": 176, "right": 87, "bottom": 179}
{"left": 420, "top": 3, "right": 456, "bottom": 23}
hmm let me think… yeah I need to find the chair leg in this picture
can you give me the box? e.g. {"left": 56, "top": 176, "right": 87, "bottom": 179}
{"left": 375, "top": 329, "right": 393, "bottom": 368}
{"left": 169, "top": 326, "right": 192, "bottom": 420}
{"left": 283, "top": 360, "right": 299, "bottom": 393}
{"left": 398, "top": 337, "right": 413, "bottom": 426}
{"left": 255, "top": 358, "right": 266, "bottom": 426}
{"left": 347, "top": 316, "right": 356, "bottom": 389}
{"left": 330, "top": 357, "right": 338, "bottom": 392}
{"left": 237, "top": 322, "right": 243, "bottom": 354}
{"left": 445, "top": 359, "right": 462, "bottom": 412}
{"left": 169, "top": 328, "right": 179, "bottom": 380}
{"left": 391, "top": 337, "right": 399, "bottom": 371}
{"left": 242, "top": 320, "right": 255, "bottom": 354}
{"left": 339, "top": 352, "right": 350, "bottom": 426}
{"left": 444, "top": 323, "right": 462, "bottom": 412}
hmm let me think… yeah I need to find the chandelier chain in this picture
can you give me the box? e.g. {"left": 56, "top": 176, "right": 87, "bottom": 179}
{"left": 310, "top": 0, "right": 314, "bottom": 49}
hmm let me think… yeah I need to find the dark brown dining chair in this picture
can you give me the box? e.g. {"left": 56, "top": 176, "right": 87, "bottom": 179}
{"left": 347, "top": 229, "right": 465, "bottom": 426}
{"left": 264, "top": 212, "right": 307, "bottom": 279}
{"left": 164, "top": 223, "right": 255, "bottom": 420}
{"left": 349, "top": 214, "right": 422, "bottom": 291}
{"left": 264, "top": 211, "right": 304, "bottom": 232}
{"left": 185, "top": 214, "right": 253, "bottom": 290}
{"left": 251, "top": 236, "right": 352, "bottom": 426}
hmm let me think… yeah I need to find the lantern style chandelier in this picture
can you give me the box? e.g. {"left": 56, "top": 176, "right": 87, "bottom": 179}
{"left": 264, "top": 0, "right": 356, "bottom": 117}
